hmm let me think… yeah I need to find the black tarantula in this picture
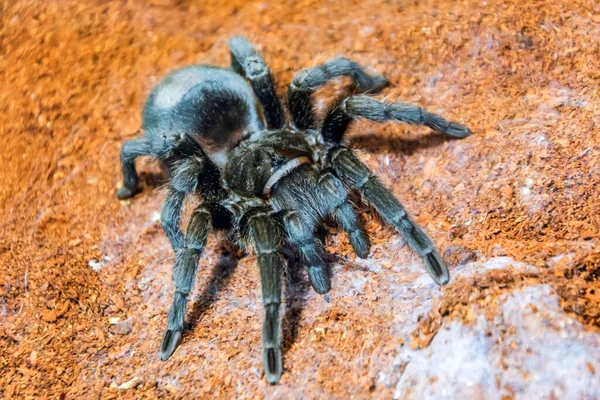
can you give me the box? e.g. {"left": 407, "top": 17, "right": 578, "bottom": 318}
{"left": 117, "top": 36, "right": 470, "bottom": 384}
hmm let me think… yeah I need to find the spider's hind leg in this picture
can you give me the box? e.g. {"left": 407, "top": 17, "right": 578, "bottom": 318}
{"left": 229, "top": 36, "right": 285, "bottom": 129}
{"left": 117, "top": 137, "right": 151, "bottom": 199}
{"left": 322, "top": 95, "right": 471, "bottom": 144}
{"left": 329, "top": 147, "right": 449, "bottom": 285}
{"left": 317, "top": 170, "right": 370, "bottom": 258}
{"left": 279, "top": 210, "right": 330, "bottom": 294}
{"left": 287, "top": 57, "right": 389, "bottom": 130}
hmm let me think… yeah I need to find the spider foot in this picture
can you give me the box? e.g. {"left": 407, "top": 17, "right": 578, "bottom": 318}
{"left": 348, "top": 230, "right": 370, "bottom": 259}
{"left": 365, "top": 74, "right": 390, "bottom": 93}
{"left": 445, "top": 122, "right": 472, "bottom": 138}
{"left": 117, "top": 185, "right": 142, "bottom": 200}
{"left": 425, "top": 252, "right": 450, "bottom": 286}
{"left": 159, "top": 329, "right": 183, "bottom": 361}
{"left": 308, "top": 267, "right": 331, "bottom": 294}
{"left": 264, "top": 347, "right": 282, "bottom": 385}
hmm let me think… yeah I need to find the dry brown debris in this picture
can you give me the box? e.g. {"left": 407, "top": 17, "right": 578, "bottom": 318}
{"left": 1, "top": 0, "right": 600, "bottom": 398}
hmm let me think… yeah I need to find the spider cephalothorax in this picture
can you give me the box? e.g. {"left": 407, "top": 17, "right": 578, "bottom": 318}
{"left": 117, "top": 36, "right": 471, "bottom": 384}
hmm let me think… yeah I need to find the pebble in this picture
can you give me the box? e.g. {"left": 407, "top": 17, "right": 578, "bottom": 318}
{"left": 524, "top": 177, "right": 535, "bottom": 188}
{"left": 118, "top": 377, "right": 141, "bottom": 390}
{"left": 110, "top": 318, "right": 133, "bottom": 335}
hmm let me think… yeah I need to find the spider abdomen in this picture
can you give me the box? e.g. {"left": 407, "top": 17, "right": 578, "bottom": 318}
{"left": 142, "top": 65, "right": 265, "bottom": 167}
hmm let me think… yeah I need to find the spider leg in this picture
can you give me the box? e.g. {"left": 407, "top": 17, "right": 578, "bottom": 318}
{"left": 328, "top": 147, "right": 449, "bottom": 285}
{"left": 287, "top": 58, "right": 389, "bottom": 130}
{"left": 240, "top": 208, "right": 284, "bottom": 384}
{"left": 159, "top": 204, "right": 212, "bottom": 360}
{"left": 229, "top": 36, "right": 285, "bottom": 129}
{"left": 117, "top": 137, "right": 151, "bottom": 199}
{"left": 317, "top": 170, "right": 370, "bottom": 258}
{"left": 279, "top": 210, "right": 330, "bottom": 294}
{"left": 322, "top": 94, "right": 471, "bottom": 143}
{"left": 270, "top": 166, "right": 368, "bottom": 292}
{"left": 160, "top": 156, "right": 206, "bottom": 250}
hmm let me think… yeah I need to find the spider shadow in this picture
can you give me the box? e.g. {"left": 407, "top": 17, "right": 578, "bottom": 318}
{"left": 180, "top": 245, "right": 329, "bottom": 362}
{"left": 138, "top": 161, "right": 173, "bottom": 191}
{"left": 138, "top": 171, "right": 169, "bottom": 192}
{"left": 281, "top": 249, "right": 310, "bottom": 356}
{"left": 181, "top": 245, "right": 312, "bottom": 359}
{"left": 350, "top": 131, "right": 461, "bottom": 156}
{"left": 185, "top": 249, "right": 240, "bottom": 332}
{"left": 281, "top": 228, "right": 334, "bottom": 357}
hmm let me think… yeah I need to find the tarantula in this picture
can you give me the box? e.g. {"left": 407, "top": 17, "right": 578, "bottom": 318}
{"left": 117, "top": 36, "right": 470, "bottom": 384}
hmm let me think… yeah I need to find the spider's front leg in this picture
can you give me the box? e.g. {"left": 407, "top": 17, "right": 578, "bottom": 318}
{"left": 239, "top": 208, "right": 284, "bottom": 384}
{"left": 317, "top": 170, "right": 371, "bottom": 258}
{"left": 270, "top": 167, "right": 369, "bottom": 293}
{"left": 159, "top": 204, "right": 212, "bottom": 360}
{"left": 328, "top": 147, "right": 449, "bottom": 285}
{"left": 161, "top": 153, "right": 229, "bottom": 251}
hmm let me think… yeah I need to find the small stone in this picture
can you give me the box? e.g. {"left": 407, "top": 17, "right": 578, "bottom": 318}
{"left": 41, "top": 310, "right": 57, "bottom": 323}
{"left": 55, "top": 301, "right": 70, "bottom": 317}
{"left": 29, "top": 350, "right": 38, "bottom": 368}
{"left": 421, "top": 181, "right": 432, "bottom": 197}
{"left": 420, "top": 332, "right": 436, "bottom": 347}
{"left": 500, "top": 185, "right": 513, "bottom": 197}
{"left": 118, "top": 376, "right": 141, "bottom": 390}
{"left": 587, "top": 362, "right": 596, "bottom": 375}
{"left": 68, "top": 238, "right": 82, "bottom": 247}
{"left": 88, "top": 259, "right": 104, "bottom": 272}
{"left": 410, "top": 336, "right": 420, "bottom": 350}
{"left": 151, "top": 212, "right": 161, "bottom": 222}
{"left": 110, "top": 318, "right": 132, "bottom": 335}
{"left": 443, "top": 245, "right": 477, "bottom": 266}
{"left": 316, "top": 367, "right": 326, "bottom": 383}
{"left": 524, "top": 177, "right": 535, "bottom": 188}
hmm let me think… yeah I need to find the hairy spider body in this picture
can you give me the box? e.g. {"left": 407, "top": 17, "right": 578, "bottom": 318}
{"left": 117, "top": 36, "right": 471, "bottom": 384}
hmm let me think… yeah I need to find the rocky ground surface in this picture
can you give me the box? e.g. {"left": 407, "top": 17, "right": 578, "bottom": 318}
{"left": 1, "top": 0, "right": 599, "bottom": 398}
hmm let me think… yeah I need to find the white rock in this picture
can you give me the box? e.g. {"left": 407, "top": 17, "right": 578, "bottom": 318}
{"left": 394, "top": 285, "right": 600, "bottom": 399}
{"left": 118, "top": 376, "right": 141, "bottom": 390}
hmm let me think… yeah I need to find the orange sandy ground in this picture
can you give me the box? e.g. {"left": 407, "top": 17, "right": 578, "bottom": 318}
{"left": 1, "top": 0, "right": 599, "bottom": 398}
